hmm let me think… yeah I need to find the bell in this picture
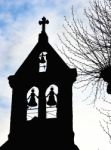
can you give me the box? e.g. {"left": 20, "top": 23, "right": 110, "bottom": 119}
{"left": 47, "top": 87, "right": 57, "bottom": 106}
{"left": 47, "top": 99, "right": 56, "bottom": 106}
{"left": 47, "top": 97, "right": 56, "bottom": 106}
{"left": 39, "top": 53, "right": 46, "bottom": 63}
{"left": 27, "top": 89, "right": 37, "bottom": 107}
{"left": 28, "top": 97, "right": 37, "bottom": 107}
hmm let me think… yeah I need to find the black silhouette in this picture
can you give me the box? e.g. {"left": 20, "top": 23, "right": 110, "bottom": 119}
{"left": 0, "top": 17, "right": 79, "bottom": 150}
{"left": 100, "top": 66, "right": 111, "bottom": 94}
{"left": 46, "top": 87, "right": 57, "bottom": 106}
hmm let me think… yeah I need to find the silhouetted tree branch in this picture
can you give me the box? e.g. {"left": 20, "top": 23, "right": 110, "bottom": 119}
{"left": 58, "top": 0, "right": 111, "bottom": 142}
{"left": 58, "top": 0, "right": 111, "bottom": 102}
{"left": 97, "top": 102, "right": 111, "bottom": 143}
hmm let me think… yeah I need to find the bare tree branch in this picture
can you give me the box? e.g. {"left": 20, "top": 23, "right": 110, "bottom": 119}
{"left": 59, "top": 0, "right": 111, "bottom": 142}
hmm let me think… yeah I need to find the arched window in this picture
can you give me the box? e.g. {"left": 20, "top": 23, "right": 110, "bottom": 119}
{"left": 27, "top": 86, "right": 39, "bottom": 121}
{"left": 39, "top": 52, "right": 47, "bottom": 72}
{"left": 45, "top": 84, "right": 58, "bottom": 119}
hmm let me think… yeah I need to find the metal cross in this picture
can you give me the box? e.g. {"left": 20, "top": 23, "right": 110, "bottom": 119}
{"left": 39, "top": 17, "right": 49, "bottom": 32}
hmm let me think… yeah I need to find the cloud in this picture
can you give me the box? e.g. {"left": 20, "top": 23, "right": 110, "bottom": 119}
{"left": 73, "top": 87, "right": 111, "bottom": 150}
{"left": 0, "top": 77, "right": 11, "bottom": 104}
{"left": 0, "top": 107, "right": 10, "bottom": 146}
{"left": 0, "top": 0, "right": 110, "bottom": 150}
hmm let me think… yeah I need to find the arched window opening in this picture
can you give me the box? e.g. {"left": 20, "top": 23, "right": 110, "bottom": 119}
{"left": 27, "top": 86, "right": 39, "bottom": 121}
{"left": 45, "top": 84, "right": 58, "bottom": 119}
{"left": 39, "top": 52, "right": 47, "bottom": 72}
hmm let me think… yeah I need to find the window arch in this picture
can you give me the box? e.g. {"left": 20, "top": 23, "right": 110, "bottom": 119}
{"left": 26, "top": 86, "right": 39, "bottom": 121}
{"left": 45, "top": 84, "right": 58, "bottom": 119}
{"left": 39, "top": 52, "right": 47, "bottom": 72}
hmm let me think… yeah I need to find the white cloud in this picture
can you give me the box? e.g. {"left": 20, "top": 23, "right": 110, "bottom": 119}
{"left": 0, "top": 107, "right": 10, "bottom": 146}
{"left": 0, "top": 0, "right": 110, "bottom": 150}
{"left": 74, "top": 111, "right": 111, "bottom": 150}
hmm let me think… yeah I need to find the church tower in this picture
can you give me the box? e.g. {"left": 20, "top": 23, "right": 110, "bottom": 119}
{"left": 0, "top": 17, "right": 79, "bottom": 150}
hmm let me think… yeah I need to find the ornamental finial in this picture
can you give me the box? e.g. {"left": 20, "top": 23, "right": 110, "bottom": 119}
{"left": 39, "top": 17, "right": 49, "bottom": 32}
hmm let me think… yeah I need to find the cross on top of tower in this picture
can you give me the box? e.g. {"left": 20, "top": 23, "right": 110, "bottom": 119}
{"left": 39, "top": 17, "right": 49, "bottom": 32}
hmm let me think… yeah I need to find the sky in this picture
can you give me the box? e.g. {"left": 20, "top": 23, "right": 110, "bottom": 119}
{"left": 0, "top": 0, "right": 111, "bottom": 150}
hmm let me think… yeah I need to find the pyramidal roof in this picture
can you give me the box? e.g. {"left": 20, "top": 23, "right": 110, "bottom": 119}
{"left": 10, "top": 17, "right": 77, "bottom": 82}
{"left": 15, "top": 18, "right": 69, "bottom": 72}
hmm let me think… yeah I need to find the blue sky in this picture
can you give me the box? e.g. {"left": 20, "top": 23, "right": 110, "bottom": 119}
{"left": 0, "top": 0, "right": 111, "bottom": 150}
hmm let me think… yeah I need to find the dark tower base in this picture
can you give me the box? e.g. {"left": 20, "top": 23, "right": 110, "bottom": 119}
{"left": 0, "top": 118, "right": 79, "bottom": 150}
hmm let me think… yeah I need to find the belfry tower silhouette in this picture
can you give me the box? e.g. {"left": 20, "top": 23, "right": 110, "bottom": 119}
{"left": 0, "top": 17, "right": 79, "bottom": 150}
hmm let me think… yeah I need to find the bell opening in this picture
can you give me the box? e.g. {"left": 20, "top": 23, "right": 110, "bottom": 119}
{"left": 27, "top": 86, "right": 39, "bottom": 121}
{"left": 39, "top": 52, "right": 47, "bottom": 72}
{"left": 45, "top": 84, "right": 58, "bottom": 119}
